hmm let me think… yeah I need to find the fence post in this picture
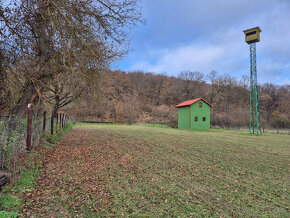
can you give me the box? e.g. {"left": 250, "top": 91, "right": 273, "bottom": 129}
{"left": 51, "top": 113, "right": 54, "bottom": 135}
{"left": 59, "top": 113, "right": 62, "bottom": 129}
{"left": 63, "top": 114, "right": 65, "bottom": 128}
{"left": 61, "top": 114, "right": 64, "bottom": 128}
{"left": 62, "top": 113, "right": 64, "bottom": 128}
{"left": 26, "top": 103, "right": 32, "bottom": 151}
{"left": 43, "top": 111, "right": 46, "bottom": 133}
{"left": 56, "top": 113, "right": 59, "bottom": 133}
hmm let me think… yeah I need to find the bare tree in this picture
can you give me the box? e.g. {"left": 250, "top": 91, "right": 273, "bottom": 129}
{"left": 178, "top": 71, "right": 204, "bottom": 100}
{"left": 220, "top": 74, "right": 236, "bottom": 113}
{"left": 0, "top": 0, "right": 143, "bottom": 116}
{"left": 260, "top": 84, "right": 280, "bottom": 123}
{"left": 205, "top": 71, "right": 223, "bottom": 104}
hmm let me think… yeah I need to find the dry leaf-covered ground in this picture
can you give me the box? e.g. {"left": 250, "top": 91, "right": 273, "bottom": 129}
{"left": 22, "top": 123, "right": 289, "bottom": 217}
{"left": 22, "top": 128, "right": 117, "bottom": 217}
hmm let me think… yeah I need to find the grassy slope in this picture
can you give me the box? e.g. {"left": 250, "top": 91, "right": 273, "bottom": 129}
{"left": 75, "top": 123, "right": 289, "bottom": 217}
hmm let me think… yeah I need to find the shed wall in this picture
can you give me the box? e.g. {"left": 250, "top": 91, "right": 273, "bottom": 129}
{"left": 190, "top": 100, "right": 210, "bottom": 130}
{"left": 178, "top": 106, "right": 190, "bottom": 130}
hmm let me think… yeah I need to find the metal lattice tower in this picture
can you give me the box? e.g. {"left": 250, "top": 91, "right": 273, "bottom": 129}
{"left": 243, "top": 26, "right": 262, "bottom": 135}
{"left": 249, "top": 43, "right": 261, "bottom": 135}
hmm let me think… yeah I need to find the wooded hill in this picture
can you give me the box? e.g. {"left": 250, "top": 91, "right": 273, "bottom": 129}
{"left": 69, "top": 70, "right": 290, "bottom": 130}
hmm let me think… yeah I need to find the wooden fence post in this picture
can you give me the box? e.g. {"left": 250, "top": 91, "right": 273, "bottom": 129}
{"left": 62, "top": 113, "right": 64, "bottom": 128}
{"left": 56, "top": 113, "right": 59, "bottom": 133}
{"left": 63, "top": 114, "right": 65, "bottom": 128}
{"left": 26, "top": 103, "right": 32, "bottom": 151}
{"left": 51, "top": 113, "right": 54, "bottom": 135}
{"left": 43, "top": 111, "right": 46, "bottom": 133}
{"left": 59, "top": 113, "right": 62, "bottom": 129}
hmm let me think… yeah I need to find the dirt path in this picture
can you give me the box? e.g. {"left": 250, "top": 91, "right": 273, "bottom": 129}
{"left": 22, "top": 129, "right": 121, "bottom": 217}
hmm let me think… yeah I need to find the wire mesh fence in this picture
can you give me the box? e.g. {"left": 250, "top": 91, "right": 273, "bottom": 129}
{"left": 0, "top": 117, "right": 26, "bottom": 178}
{"left": 0, "top": 108, "right": 69, "bottom": 179}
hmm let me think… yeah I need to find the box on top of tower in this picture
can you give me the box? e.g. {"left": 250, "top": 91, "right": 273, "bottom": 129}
{"left": 243, "top": 26, "right": 262, "bottom": 44}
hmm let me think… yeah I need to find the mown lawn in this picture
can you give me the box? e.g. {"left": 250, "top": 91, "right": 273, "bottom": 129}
{"left": 22, "top": 123, "right": 289, "bottom": 217}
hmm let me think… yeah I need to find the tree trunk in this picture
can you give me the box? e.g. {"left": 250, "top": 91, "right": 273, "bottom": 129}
{"left": 12, "top": 83, "right": 38, "bottom": 117}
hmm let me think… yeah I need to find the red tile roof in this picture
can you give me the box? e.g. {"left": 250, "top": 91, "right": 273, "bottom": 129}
{"left": 175, "top": 98, "right": 213, "bottom": 108}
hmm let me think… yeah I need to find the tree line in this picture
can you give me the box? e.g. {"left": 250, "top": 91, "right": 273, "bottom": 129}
{"left": 70, "top": 70, "right": 290, "bottom": 131}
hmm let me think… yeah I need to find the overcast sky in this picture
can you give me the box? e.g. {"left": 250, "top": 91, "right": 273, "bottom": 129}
{"left": 114, "top": 0, "right": 290, "bottom": 85}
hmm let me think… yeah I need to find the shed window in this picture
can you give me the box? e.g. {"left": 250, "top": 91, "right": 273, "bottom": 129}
{"left": 246, "top": 31, "right": 256, "bottom": 36}
{"left": 199, "top": 102, "right": 202, "bottom": 107}
{"left": 203, "top": 117, "right": 206, "bottom": 122}
{"left": 195, "top": 116, "right": 198, "bottom": 121}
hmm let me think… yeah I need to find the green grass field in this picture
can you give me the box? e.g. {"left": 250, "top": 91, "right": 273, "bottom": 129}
{"left": 21, "top": 123, "right": 289, "bottom": 217}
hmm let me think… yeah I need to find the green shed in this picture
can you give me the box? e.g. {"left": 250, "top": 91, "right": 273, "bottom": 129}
{"left": 175, "top": 98, "right": 212, "bottom": 130}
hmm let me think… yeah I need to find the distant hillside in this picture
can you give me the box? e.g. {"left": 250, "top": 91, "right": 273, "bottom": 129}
{"left": 68, "top": 70, "right": 290, "bottom": 130}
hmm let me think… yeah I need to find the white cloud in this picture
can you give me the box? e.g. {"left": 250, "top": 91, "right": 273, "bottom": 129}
{"left": 129, "top": 27, "right": 248, "bottom": 75}
{"left": 131, "top": 43, "right": 226, "bottom": 74}
{"left": 120, "top": 0, "right": 290, "bottom": 84}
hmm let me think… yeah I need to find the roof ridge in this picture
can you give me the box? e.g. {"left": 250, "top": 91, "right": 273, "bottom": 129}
{"left": 175, "top": 98, "right": 212, "bottom": 108}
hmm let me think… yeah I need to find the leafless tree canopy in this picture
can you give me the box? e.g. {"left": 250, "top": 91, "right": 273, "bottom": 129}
{"left": 0, "top": 0, "right": 143, "bottom": 115}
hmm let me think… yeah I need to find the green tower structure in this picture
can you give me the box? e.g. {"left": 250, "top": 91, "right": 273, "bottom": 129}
{"left": 243, "top": 27, "right": 262, "bottom": 135}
